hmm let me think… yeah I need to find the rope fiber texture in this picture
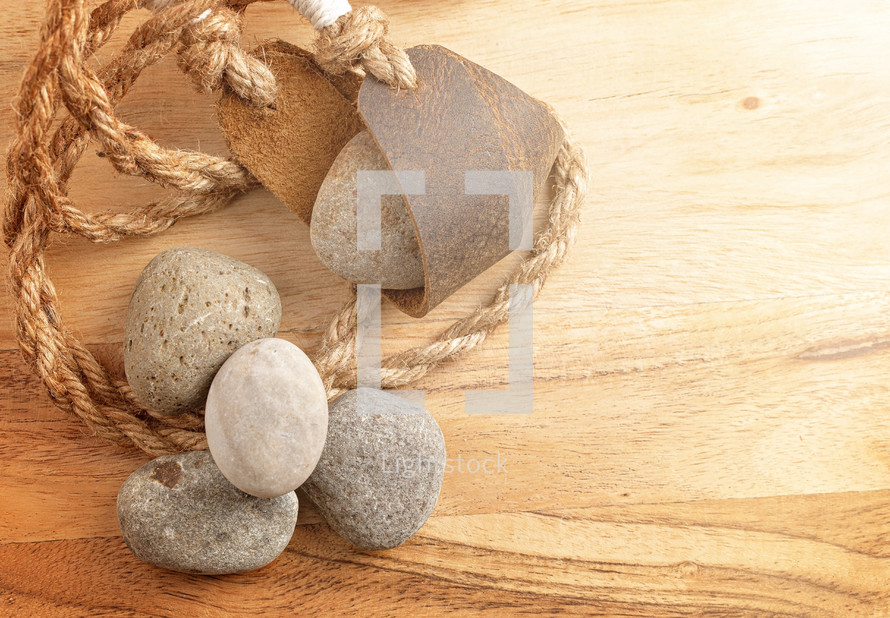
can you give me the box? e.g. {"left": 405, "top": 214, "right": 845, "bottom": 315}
{"left": 4, "top": 0, "right": 588, "bottom": 456}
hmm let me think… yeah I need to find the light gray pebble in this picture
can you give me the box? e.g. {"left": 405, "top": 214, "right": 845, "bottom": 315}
{"left": 301, "top": 388, "right": 446, "bottom": 550}
{"left": 310, "top": 130, "right": 425, "bottom": 289}
{"left": 123, "top": 247, "right": 281, "bottom": 416}
{"left": 116, "top": 450, "right": 298, "bottom": 574}
{"left": 205, "top": 338, "right": 329, "bottom": 499}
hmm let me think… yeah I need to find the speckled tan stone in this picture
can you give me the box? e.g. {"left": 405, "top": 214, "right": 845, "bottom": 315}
{"left": 116, "top": 450, "right": 298, "bottom": 574}
{"left": 310, "top": 130, "right": 425, "bottom": 289}
{"left": 123, "top": 247, "right": 281, "bottom": 416}
{"left": 205, "top": 338, "right": 328, "bottom": 499}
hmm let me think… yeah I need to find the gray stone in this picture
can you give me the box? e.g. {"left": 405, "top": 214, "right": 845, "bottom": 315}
{"left": 116, "top": 450, "right": 298, "bottom": 574}
{"left": 123, "top": 247, "right": 281, "bottom": 416}
{"left": 302, "top": 388, "right": 446, "bottom": 550}
{"left": 310, "top": 130, "right": 425, "bottom": 289}
{"left": 205, "top": 338, "right": 328, "bottom": 499}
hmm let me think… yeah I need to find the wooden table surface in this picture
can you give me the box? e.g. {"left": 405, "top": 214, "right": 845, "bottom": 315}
{"left": 3, "top": 0, "right": 890, "bottom": 615}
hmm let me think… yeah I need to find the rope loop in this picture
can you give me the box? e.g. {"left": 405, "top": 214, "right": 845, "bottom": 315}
{"left": 315, "top": 5, "right": 417, "bottom": 90}
{"left": 177, "top": 6, "right": 278, "bottom": 107}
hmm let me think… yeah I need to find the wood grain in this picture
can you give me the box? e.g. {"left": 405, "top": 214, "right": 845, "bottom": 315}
{"left": 3, "top": 0, "right": 890, "bottom": 615}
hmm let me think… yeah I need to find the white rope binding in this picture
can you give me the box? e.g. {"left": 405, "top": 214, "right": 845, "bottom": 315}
{"left": 140, "top": 0, "right": 186, "bottom": 10}
{"left": 142, "top": 1, "right": 352, "bottom": 31}
{"left": 287, "top": 0, "right": 353, "bottom": 29}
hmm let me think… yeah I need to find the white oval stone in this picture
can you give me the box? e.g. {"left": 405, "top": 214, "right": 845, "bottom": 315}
{"left": 205, "top": 338, "right": 328, "bottom": 498}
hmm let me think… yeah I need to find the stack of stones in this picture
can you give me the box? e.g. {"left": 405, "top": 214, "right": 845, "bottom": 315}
{"left": 118, "top": 247, "right": 446, "bottom": 574}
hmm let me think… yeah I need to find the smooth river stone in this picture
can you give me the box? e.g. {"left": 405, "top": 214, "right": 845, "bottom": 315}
{"left": 124, "top": 247, "right": 281, "bottom": 416}
{"left": 310, "top": 130, "right": 425, "bottom": 289}
{"left": 302, "top": 388, "right": 446, "bottom": 550}
{"left": 205, "top": 338, "right": 328, "bottom": 498}
{"left": 117, "top": 451, "right": 298, "bottom": 574}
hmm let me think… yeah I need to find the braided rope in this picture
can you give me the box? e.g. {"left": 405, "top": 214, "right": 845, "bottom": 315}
{"left": 315, "top": 6, "right": 417, "bottom": 90}
{"left": 4, "top": 0, "right": 588, "bottom": 456}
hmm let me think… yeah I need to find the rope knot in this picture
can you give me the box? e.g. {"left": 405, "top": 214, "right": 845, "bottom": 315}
{"left": 315, "top": 6, "right": 417, "bottom": 90}
{"left": 177, "top": 7, "right": 277, "bottom": 107}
